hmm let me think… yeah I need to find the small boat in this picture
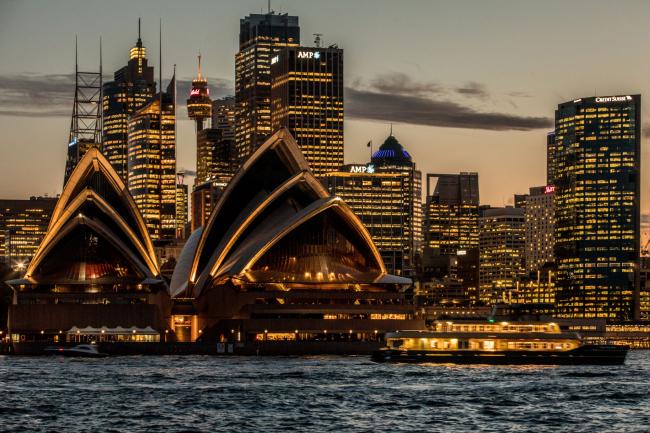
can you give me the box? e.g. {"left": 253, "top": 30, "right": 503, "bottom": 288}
{"left": 371, "top": 320, "right": 628, "bottom": 365}
{"left": 44, "top": 344, "right": 109, "bottom": 358}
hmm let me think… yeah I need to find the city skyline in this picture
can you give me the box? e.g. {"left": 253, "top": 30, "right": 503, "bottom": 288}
{"left": 2, "top": 0, "right": 650, "bottom": 218}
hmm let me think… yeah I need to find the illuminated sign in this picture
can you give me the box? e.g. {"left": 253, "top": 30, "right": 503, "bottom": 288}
{"left": 348, "top": 164, "right": 375, "bottom": 174}
{"left": 68, "top": 137, "right": 77, "bottom": 147}
{"left": 595, "top": 95, "right": 632, "bottom": 103}
{"left": 297, "top": 51, "right": 320, "bottom": 60}
{"left": 271, "top": 55, "right": 279, "bottom": 65}
{"left": 544, "top": 185, "right": 555, "bottom": 194}
{"left": 190, "top": 88, "right": 200, "bottom": 97}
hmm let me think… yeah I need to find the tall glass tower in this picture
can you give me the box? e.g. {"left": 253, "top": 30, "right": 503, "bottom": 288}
{"left": 234, "top": 12, "right": 300, "bottom": 165}
{"left": 102, "top": 20, "right": 156, "bottom": 181}
{"left": 554, "top": 95, "right": 641, "bottom": 321}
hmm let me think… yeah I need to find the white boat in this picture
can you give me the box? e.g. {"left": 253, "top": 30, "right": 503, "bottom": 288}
{"left": 44, "top": 344, "right": 108, "bottom": 358}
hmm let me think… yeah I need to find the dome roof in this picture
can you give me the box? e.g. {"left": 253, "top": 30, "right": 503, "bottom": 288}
{"left": 371, "top": 135, "right": 412, "bottom": 165}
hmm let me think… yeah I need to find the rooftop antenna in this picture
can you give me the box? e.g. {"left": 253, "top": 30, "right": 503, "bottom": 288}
{"left": 197, "top": 52, "right": 203, "bottom": 80}
{"left": 390, "top": 123, "right": 393, "bottom": 136}
{"left": 314, "top": 33, "right": 322, "bottom": 48}
{"left": 268, "top": 0, "right": 271, "bottom": 13}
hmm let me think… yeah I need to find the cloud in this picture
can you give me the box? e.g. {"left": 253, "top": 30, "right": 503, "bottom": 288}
{"left": 346, "top": 87, "right": 552, "bottom": 131}
{"left": 455, "top": 81, "right": 489, "bottom": 100}
{"left": 0, "top": 73, "right": 234, "bottom": 117}
{"left": 369, "top": 72, "right": 443, "bottom": 96}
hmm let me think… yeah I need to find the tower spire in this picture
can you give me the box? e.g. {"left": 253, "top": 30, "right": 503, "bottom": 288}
{"left": 137, "top": 17, "right": 142, "bottom": 47}
{"left": 197, "top": 52, "right": 203, "bottom": 80}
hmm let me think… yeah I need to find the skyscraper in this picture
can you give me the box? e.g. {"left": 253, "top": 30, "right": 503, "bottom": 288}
{"left": 102, "top": 20, "right": 156, "bottom": 180}
{"left": 546, "top": 131, "right": 557, "bottom": 185}
{"left": 421, "top": 173, "right": 480, "bottom": 297}
{"left": 191, "top": 97, "right": 237, "bottom": 232}
{"left": 176, "top": 176, "right": 188, "bottom": 240}
{"left": 524, "top": 185, "right": 555, "bottom": 274}
{"left": 270, "top": 45, "right": 344, "bottom": 177}
{"left": 324, "top": 135, "right": 421, "bottom": 276}
{"left": 0, "top": 197, "right": 57, "bottom": 269}
{"left": 479, "top": 207, "right": 526, "bottom": 304}
{"left": 235, "top": 12, "right": 300, "bottom": 164}
{"left": 554, "top": 95, "right": 641, "bottom": 321}
{"left": 127, "top": 76, "right": 176, "bottom": 242}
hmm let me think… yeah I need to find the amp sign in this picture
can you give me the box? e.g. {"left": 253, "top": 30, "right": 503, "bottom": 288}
{"left": 297, "top": 51, "right": 321, "bottom": 60}
{"left": 349, "top": 164, "right": 375, "bottom": 174}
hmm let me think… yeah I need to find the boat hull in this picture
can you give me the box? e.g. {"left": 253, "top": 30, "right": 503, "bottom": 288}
{"left": 44, "top": 348, "right": 108, "bottom": 358}
{"left": 371, "top": 345, "right": 628, "bottom": 365}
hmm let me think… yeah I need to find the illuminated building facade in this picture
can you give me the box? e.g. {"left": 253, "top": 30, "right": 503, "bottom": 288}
{"left": 186, "top": 55, "right": 212, "bottom": 133}
{"left": 170, "top": 129, "right": 422, "bottom": 342}
{"left": 0, "top": 197, "right": 57, "bottom": 269}
{"left": 324, "top": 135, "right": 421, "bottom": 276}
{"left": 127, "top": 78, "right": 176, "bottom": 242}
{"left": 102, "top": 22, "right": 156, "bottom": 180}
{"left": 192, "top": 97, "right": 237, "bottom": 232}
{"left": 176, "top": 180, "right": 188, "bottom": 240}
{"left": 524, "top": 186, "right": 555, "bottom": 273}
{"left": 421, "top": 173, "right": 479, "bottom": 299}
{"left": 6, "top": 148, "right": 169, "bottom": 342}
{"left": 546, "top": 131, "right": 557, "bottom": 184}
{"left": 554, "top": 95, "right": 640, "bottom": 321}
{"left": 270, "top": 46, "right": 344, "bottom": 177}
{"left": 639, "top": 257, "right": 650, "bottom": 321}
{"left": 235, "top": 12, "right": 300, "bottom": 164}
{"left": 479, "top": 207, "right": 526, "bottom": 304}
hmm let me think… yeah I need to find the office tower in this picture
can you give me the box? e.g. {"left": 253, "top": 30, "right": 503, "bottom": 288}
{"left": 191, "top": 97, "right": 237, "bottom": 232}
{"left": 195, "top": 97, "right": 237, "bottom": 185}
{"left": 639, "top": 257, "right": 650, "bottom": 321}
{"left": 421, "top": 173, "right": 480, "bottom": 299}
{"left": 127, "top": 76, "right": 176, "bottom": 242}
{"left": 235, "top": 12, "right": 300, "bottom": 163}
{"left": 0, "top": 197, "right": 57, "bottom": 269}
{"left": 524, "top": 186, "right": 555, "bottom": 274}
{"left": 176, "top": 173, "right": 188, "bottom": 240}
{"left": 546, "top": 131, "right": 557, "bottom": 185}
{"left": 64, "top": 39, "right": 102, "bottom": 185}
{"left": 102, "top": 20, "right": 156, "bottom": 180}
{"left": 186, "top": 55, "right": 212, "bottom": 132}
{"left": 270, "top": 45, "right": 344, "bottom": 177}
{"left": 554, "top": 95, "right": 641, "bottom": 321}
{"left": 324, "top": 135, "right": 421, "bottom": 276}
{"left": 479, "top": 207, "right": 525, "bottom": 304}
{"left": 514, "top": 194, "right": 527, "bottom": 209}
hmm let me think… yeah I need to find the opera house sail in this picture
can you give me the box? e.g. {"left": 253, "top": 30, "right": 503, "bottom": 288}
{"left": 172, "top": 128, "right": 423, "bottom": 344}
{"left": 6, "top": 147, "right": 170, "bottom": 344}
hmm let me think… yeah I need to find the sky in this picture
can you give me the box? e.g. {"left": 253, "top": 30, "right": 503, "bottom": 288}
{"left": 1, "top": 0, "right": 650, "bottom": 229}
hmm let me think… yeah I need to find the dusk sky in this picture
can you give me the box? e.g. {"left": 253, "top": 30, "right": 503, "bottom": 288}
{"left": 2, "top": 0, "right": 650, "bottom": 226}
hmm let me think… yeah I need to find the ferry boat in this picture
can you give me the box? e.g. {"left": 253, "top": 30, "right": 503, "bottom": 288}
{"left": 371, "top": 320, "right": 627, "bottom": 365}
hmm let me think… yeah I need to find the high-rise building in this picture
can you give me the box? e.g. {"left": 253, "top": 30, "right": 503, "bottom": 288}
{"left": 324, "top": 135, "right": 421, "bottom": 276}
{"left": 546, "top": 131, "right": 557, "bottom": 184}
{"left": 270, "top": 46, "right": 344, "bottom": 177}
{"left": 235, "top": 12, "right": 300, "bottom": 164}
{"left": 186, "top": 54, "right": 212, "bottom": 133}
{"left": 479, "top": 207, "right": 526, "bottom": 304}
{"left": 421, "top": 173, "right": 480, "bottom": 298}
{"left": 524, "top": 185, "right": 555, "bottom": 274}
{"left": 176, "top": 178, "right": 188, "bottom": 240}
{"left": 195, "top": 98, "right": 237, "bottom": 185}
{"left": 0, "top": 197, "right": 57, "bottom": 269}
{"left": 102, "top": 21, "right": 156, "bottom": 180}
{"left": 639, "top": 257, "right": 650, "bottom": 321}
{"left": 191, "top": 97, "right": 237, "bottom": 232}
{"left": 554, "top": 95, "right": 641, "bottom": 321}
{"left": 127, "top": 77, "right": 176, "bottom": 242}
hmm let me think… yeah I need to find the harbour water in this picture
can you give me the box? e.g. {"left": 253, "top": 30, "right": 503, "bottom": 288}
{"left": 1, "top": 352, "right": 649, "bottom": 432}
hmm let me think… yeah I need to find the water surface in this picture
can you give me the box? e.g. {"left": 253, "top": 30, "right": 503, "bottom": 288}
{"left": 1, "top": 352, "right": 649, "bottom": 432}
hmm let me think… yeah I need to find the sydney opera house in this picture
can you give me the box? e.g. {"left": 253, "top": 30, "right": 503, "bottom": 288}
{"left": 6, "top": 129, "right": 423, "bottom": 351}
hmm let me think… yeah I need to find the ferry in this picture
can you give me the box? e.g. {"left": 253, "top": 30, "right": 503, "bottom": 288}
{"left": 44, "top": 344, "right": 108, "bottom": 358}
{"left": 371, "top": 320, "right": 628, "bottom": 365}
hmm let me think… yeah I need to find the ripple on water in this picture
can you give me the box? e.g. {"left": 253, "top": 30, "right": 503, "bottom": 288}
{"left": 0, "top": 352, "right": 649, "bottom": 433}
